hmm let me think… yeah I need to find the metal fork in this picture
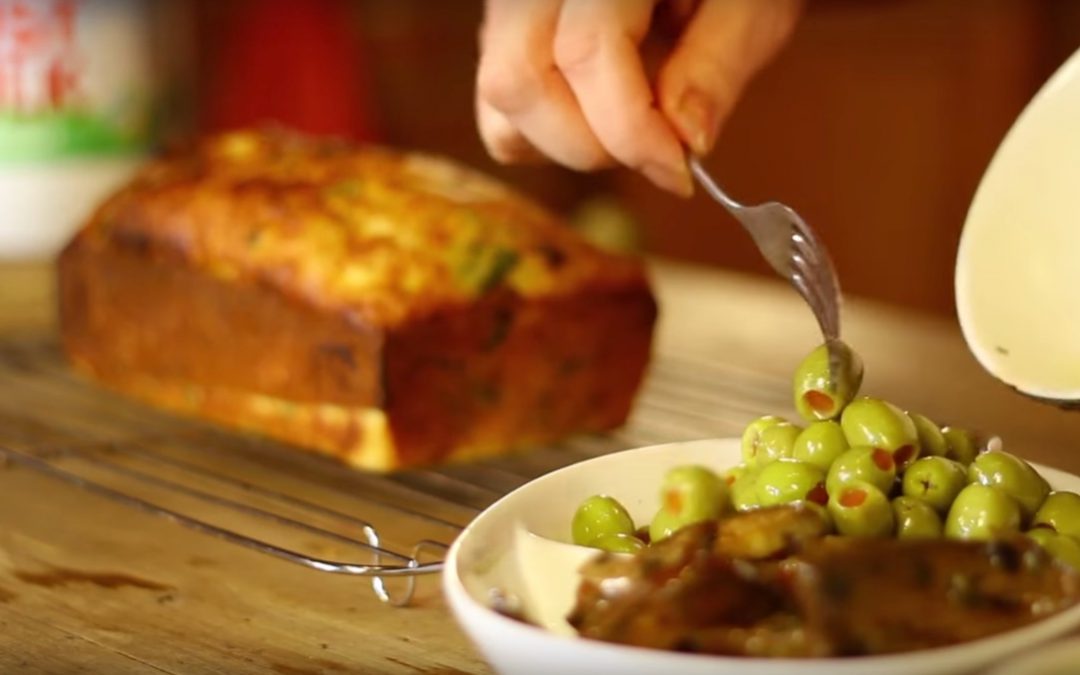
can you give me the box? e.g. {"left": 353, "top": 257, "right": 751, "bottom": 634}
{"left": 688, "top": 157, "right": 844, "bottom": 370}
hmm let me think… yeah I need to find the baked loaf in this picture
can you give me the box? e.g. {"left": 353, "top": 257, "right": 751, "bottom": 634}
{"left": 58, "top": 129, "right": 657, "bottom": 470}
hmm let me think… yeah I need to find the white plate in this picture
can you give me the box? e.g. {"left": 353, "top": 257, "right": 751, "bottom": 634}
{"left": 956, "top": 46, "right": 1080, "bottom": 401}
{"left": 443, "top": 438, "right": 1080, "bottom": 675}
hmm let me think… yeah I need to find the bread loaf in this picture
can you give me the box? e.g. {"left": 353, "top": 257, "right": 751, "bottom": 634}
{"left": 58, "top": 129, "right": 657, "bottom": 470}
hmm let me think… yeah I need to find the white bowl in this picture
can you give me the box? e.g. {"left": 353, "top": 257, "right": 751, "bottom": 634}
{"left": 443, "top": 438, "right": 1080, "bottom": 675}
{"left": 984, "top": 638, "right": 1080, "bottom": 675}
{"left": 956, "top": 46, "right": 1080, "bottom": 402}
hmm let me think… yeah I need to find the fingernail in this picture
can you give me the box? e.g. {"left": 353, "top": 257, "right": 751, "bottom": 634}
{"left": 678, "top": 88, "right": 717, "bottom": 156}
{"left": 644, "top": 160, "right": 693, "bottom": 198}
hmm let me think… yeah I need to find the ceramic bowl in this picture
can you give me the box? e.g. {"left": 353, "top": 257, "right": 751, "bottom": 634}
{"left": 444, "top": 438, "right": 1080, "bottom": 675}
{"left": 956, "top": 46, "right": 1080, "bottom": 402}
{"left": 984, "top": 637, "right": 1080, "bottom": 675}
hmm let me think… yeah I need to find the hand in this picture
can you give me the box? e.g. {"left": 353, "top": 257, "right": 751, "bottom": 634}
{"left": 475, "top": 0, "right": 802, "bottom": 197}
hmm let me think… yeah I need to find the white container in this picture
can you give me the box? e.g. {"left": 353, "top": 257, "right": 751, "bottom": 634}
{"left": 0, "top": 0, "right": 154, "bottom": 260}
{"left": 444, "top": 438, "right": 1080, "bottom": 675}
{"left": 956, "top": 47, "right": 1080, "bottom": 402}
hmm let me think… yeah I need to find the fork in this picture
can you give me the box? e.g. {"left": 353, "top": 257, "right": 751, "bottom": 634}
{"left": 688, "top": 157, "right": 844, "bottom": 371}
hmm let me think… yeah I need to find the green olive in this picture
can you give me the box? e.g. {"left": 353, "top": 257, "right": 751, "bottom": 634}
{"left": 901, "top": 456, "right": 968, "bottom": 514}
{"left": 1026, "top": 528, "right": 1080, "bottom": 571}
{"left": 757, "top": 422, "right": 802, "bottom": 465}
{"left": 647, "top": 465, "right": 727, "bottom": 543}
{"left": 730, "top": 467, "right": 762, "bottom": 512}
{"left": 792, "top": 421, "right": 850, "bottom": 471}
{"left": 741, "top": 415, "right": 785, "bottom": 466}
{"left": 648, "top": 507, "right": 683, "bottom": 542}
{"left": 755, "top": 459, "right": 828, "bottom": 507}
{"left": 840, "top": 397, "right": 920, "bottom": 469}
{"left": 828, "top": 481, "right": 894, "bottom": 538}
{"left": 721, "top": 465, "right": 751, "bottom": 510}
{"left": 1032, "top": 491, "right": 1080, "bottom": 538}
{"left": 660, "top": 465, "right": 728, "bottom": 520}
{"left": 826, "top": 445, "right": 897, "bottom": 496}
{"left": 591, "top": 533, "right": 646, "bottom": 554}
{"left": 792, "top": 340, "right": 864, "bottom": 422}
{"left": 723, "top": 464, "right": 751, "bottom": 486}
{"left": 571, "top": 495, "right": 635, "bottom": 547}
{"left": 944, "top": 484, "right": 1022, "bottom": 541}
{"left": 1027, "top": 526, "right": 1057, "bottom": 550}
{"left": 941, "top": 426, "right": 980, "bottom": 465}
{"left": 968, "top": 450, "right": 1050, "bottom": 521}
{"left": 1050, "top": 534, "right": 1080, "bottom": 572}
{"left": 909, "top": 412, "right": 948, "bottom": 457}
{"left": 892, "top": 495, "right": 943, "bottom": 539}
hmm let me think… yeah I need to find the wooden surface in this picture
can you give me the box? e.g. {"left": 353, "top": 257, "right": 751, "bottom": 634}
{"left": 3, "top": 259, "right": 1080, "bottom": 674}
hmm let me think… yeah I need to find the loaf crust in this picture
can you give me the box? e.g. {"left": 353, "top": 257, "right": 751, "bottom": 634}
{"left": 58, "top": 129, "right": 657, "bottom": 470}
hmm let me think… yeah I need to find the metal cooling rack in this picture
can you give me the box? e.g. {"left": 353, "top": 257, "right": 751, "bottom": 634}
{"left": 0, "top": 332, "right": 790, "bottom": 606}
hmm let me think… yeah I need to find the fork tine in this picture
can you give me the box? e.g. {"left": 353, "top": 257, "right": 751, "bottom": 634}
{"left": 791, "top": 253, "right": 838, "bottom": 338}
{"left": 791, "top": 216, "right": 834, "bottom": 274}
{"left": 790, "top": 255, "right": 828, "bottom": 317}
{"left": 692, "top": 164, "right": 843, "bottom": 344}
{"left": 792, "top": 223, "right": 835, "bottom": 290}
{"left": 816, "top": 260, "right": 842, "bottom": 336}
{"left": 791, "top": 232, "right": 821, "bottom": 266}
{"left": 802, "top": 252, "right": 838, "bottom": 318}
{"left": 788, "top": 219, "right": 841, "bottom": 335}
{"left": 788, "top": 210, "right": 819, "bottom": 246}
{"left": 814, "top": 273, "right": 841, "bottom": 340}
{"left": 790, "top": 267, "right": 832, "bottom": 338}
{"left": 791, "top": 233, "right": 836, "bottom": 319}
{"left": 788, "top": 213, "right": 829, "bottom": 264}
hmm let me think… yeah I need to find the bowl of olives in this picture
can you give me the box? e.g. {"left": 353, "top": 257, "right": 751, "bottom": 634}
{"left": 443, "top": 342, "right": 1080, "bottom": 674}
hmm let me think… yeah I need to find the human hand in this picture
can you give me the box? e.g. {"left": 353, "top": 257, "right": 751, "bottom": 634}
{"left": 475, "top": 0, "right": 802, "bottom": 197}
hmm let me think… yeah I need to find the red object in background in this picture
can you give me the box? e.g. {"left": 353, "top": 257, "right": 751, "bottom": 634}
{"left": 0, "top": 0, "right": 83, "bottom": 114}
{"left": 202, "top": 0, "right": 379, "bottom": 141}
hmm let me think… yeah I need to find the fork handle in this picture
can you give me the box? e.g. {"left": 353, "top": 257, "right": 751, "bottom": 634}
{"left": 688, "top": 157, "right": 743, "bottom": 212}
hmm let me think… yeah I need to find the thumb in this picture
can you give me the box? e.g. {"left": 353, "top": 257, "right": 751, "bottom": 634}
{"left": 658, "top": 0, "right": 802, "bottom": 156}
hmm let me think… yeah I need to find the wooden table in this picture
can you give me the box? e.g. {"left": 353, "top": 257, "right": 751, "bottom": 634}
{"left": 2, "top": 259, "right": 1080, "bottom": 674}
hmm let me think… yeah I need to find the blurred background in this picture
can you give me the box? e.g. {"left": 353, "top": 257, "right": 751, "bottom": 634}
{"left": 3, "top": 0, "right": 1080, "bottom": 318}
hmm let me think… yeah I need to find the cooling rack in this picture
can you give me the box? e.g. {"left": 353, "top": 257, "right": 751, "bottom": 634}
{"left": 0, "top": 331, "right": 790, "bottom": 606}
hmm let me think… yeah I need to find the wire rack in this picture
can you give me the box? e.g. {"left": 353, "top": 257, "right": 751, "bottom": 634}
{"left": 0, "top": 332, "right": 791, "bottom": 606}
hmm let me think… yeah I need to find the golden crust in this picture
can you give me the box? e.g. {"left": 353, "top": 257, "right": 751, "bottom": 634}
{"left": 76, "top": 128, "right": 646, "bottom": 327}
{"left": 59, "top": 128, "right": 657, "bottom": 470}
